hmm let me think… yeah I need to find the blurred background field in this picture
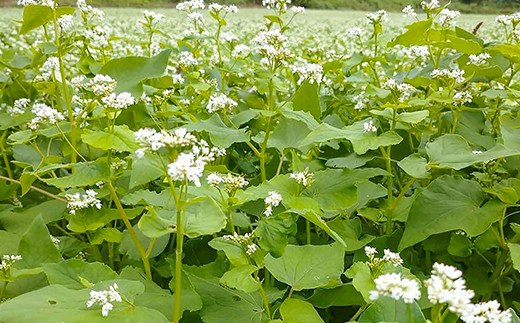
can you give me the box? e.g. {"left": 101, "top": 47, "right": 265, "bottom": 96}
{"left": 1, "top": 0, "right": 520, "bottom": 13}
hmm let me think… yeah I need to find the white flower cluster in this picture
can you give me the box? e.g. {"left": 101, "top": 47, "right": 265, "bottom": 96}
{"left": 290, "top": 6, "right": 306, "bottom": 15}
{"left": 86, "top": 283, "right": 122, "bottom": 317}
{"left": 410, "top": 45, "right": 430, "bottom": 59}
{"left": 138, "top": 10, "right": 165, "bottom": 26}
{"left": 381, "top": 78, "right": 416, "bottom": 102}
{"left": 134, "top": 127, "right": 197, "bottom": 157}
{"left": 369, "top": 273, "right": 421, "bottom": 303}
{"left": 264, "top": 191, "right": 282, "bottom": 216}
{"left": 232, "top": 44, "right": 250, "bottom": 58}
{"left": 402, "top": 5, "right": 418, "bottom": 19}
{"left": 0, "top": 255, "right": 22, "bottom": 272}
{"left": 346, "top": 27, "right": 364, "bottom": 38}
{"left": 17, "top": 0, "right": 54, "bottom": 7}
{"left": 437, "top": 9, "right": 461, "bottom": 28}
{"left": 353, "top": 91, "right": 368, "bottom": 111}
{"left": 367, "top": 10, "right": 388, "bottom": 24}
{"left": 291, "top": 63, "right": 323, "bottom": 85}
{"left": 461, "top": 300, "right": 512, "bottom": 323}
{"left": 209, "top": 3, "right": 239, "bottom": 14}
{"left": 252, "top": 29, "right": 292, "bottom": 65}
{"left": 178, "top": 51, "right": 199, "bottom": 68}
{"left": 364, "top": 246, "right": 403, "bottom": 268}
{"left": 289, "top": 168, "right": 314, "bottom": 187}
{"left": 496, "top": 12, "right": 520, "bottom": 26}
{"left": 453, "top": 91, "right": 473, "bottom": 105}
{"left": 421, "top": 0, "right": 440, "bottom": 11}
{"left": 101, "top": 92, "right": 135, "bottom": 110}
{"left": 263, "top": 0, "right": 291, "bottom": 11}
{"left": 425, "top": 263, "right": 475, "bottom": 318}
{"left": 431, "top": 68, "right": 465, "bottom": 84}
{"left": 469, "top": 53, "right": 491, "bottom": 66}
{"left": 207, "top": 93, "right": 238, "bottom": 113}
{"left": 363, "top": 120, "right": 377, "bottom": 133}
{"left": 77, "top": 0, "right": 105, "bottom": 19}
{"left": 58, "top": 15, "right": 74, "bottom": 31}
{"left": 223, "top": 232, "right": 257, "bottom": 255}
{"left": 36, "top": 57, "right": 61, "bottom": 82}
{"left": 65, "top": 189, "right": 102, "bottom": 214}
{"left": 176, "top": 0, "right": 205, "bottom": 12}
{"left": 206, "top": 173, "right": 248, "bottom": 194}
{"left": 29, "top": 103, "right": 66, "bottom": 130}
{"left": 87, "top": 74, "right": 117, "bottom": 97}
{"left": 7, "top": 98, "right": 30, "bottom": 116}
{"left": 85, "top": 25, "right": 112, "bottom": 48}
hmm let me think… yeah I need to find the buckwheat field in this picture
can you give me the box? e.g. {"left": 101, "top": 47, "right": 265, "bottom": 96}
{"left": 0, "top": 0, "right": 520, "bottom": 322}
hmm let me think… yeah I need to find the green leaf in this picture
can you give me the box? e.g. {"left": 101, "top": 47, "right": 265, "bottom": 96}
{"left": 220, "top": 265, "right": 260, "bottom": 293}
{"left": 280, "top": 299, "right": 324, "bottom": 323}
{"left": 397, "top": 153, "right": 430, "bottom": 179}
{"left": 399, "top": 176, "right": 506, "bottom": 250}
{"left": 129, "top": 152, "right": 164, "bottom": 189}
{"left": 358, "top": 297, "right": 426, "bottom": 323}
{"left": 184, "top": 267, "right": 266, "bottom": 323}
{"left": 344, "top": 262, "right": 373, "bottom": 302}
{"left": 388, "top": 19, "right": 432, "bottom": 47}
{"left": 509, "top": 243, "right": 520, "bottom": 273}
{"left": 292, "top": 81, "right": 321, "bottom": 120}
{"left": 18, "top": 215, "right": 62, "bottom": 269}
{"left": 41, "top": 162, "right": 110, "bottom": 188}
{"left": 67, "top": 208, "right": 141, "bottom": 233}
{"left": 308, "top": 284, "right": 365, "bottom": 308}
{"left": 19, "top": 5, "right": 52, "bottom": 34}
{"left": 98, "top": 49, "right": 172, "bottom": 98}
{"left": 0, "top": 282, "right": 169, "bottom": 322}
{"left": 264, "top": 243, "right": 344, "bottom": 291}
{"left": 184, "top": 114, "right": 249, "bottom": 148}
{"left": 208, "top": 237, "right": 249, "bottom": 267}
{"left": 91, "top": 228, "right": 123, "bottom": 245}
{"left": 328, "top": 217, "right": 375, "bottom": 252}
{"left": 236, "top": 174, "right": 299, "bottom": 205}
{"left": 42, "top": 259, "right": 118, "bottom": 289}
{"left": 268, "top": 117, "right": 313, "bottom": 152}
{"left": 501, "top": 115, "right": 520, "bottom": 152}
{"left": 119, "top": 225, "right": 169, "bottom": 260}
{"left": 184, "top": 197, "right": 227, "bottom": 238}
{"left": 138, "top": 207, "right": 175, "bottom": 238}
{"left": 81, "top": 125, "right": 139, "bottom": 152}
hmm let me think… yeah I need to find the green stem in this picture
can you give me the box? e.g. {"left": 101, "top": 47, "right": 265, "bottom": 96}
{"left": 306, "top": 220, "right": 311, "bottom": 244}
{"left": 0, "top": 131, "right": 13, "bottom": 179}
{"left": 258, "top": 282, "right": 272, "bottom": 319}
{"left": 349, "top": 304, "right": 368, "bottom": 322}
{"left": 173, "top": 182, "right": 188, "bottom": 323}
{"left": 107, "top": 181, "right": 152, "bottom": 280}
{"left": 0, "top": 175, "right": 67, "bottom": 202}
{"left": 380, "top": 146, "right": 394, "bottom": 235}
{"left": 406, "top": 303, "right": 414, "bottom": 323}
{"left": 0, "top": 281, "right": 8, "bottom": 301}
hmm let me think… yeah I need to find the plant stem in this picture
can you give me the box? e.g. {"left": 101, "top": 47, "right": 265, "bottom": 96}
{"left": 173, "top": 183, "right": 188, "bottom": 323}
{"left": 0, "top": 175, "right": 67, "bottom": 202}
{"left": 380, "top": 146, "right": 394, "bottom": 235}
{"left": 258, "top": 282, "right": 272, "bottom": 319}
{"left": 0, "top": 281, "right": 8, "bottom": 301}
{"left": 106, "top": 181, "right": 152, "bottom": 280}
{"left": 406, "top": 303, "right": 414, "bottom": 323}
{"left": 306, "top": 220, "right": 311, "bottom": 244}
{"left": 0, "top": 131, "right": 13, "bottom": 179}
{"left": 349, "top": 304, "right": 368, "bottom": 322}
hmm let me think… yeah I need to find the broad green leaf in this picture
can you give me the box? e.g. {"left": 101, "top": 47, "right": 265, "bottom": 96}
{"left": 426, "top": 134, "right": 517, "bottom": 170}
{"left": 328, "top": 217, "right": 375, "bottom": 252}
{"left": 308, "top": 284, "right": 365, "bottom": 308}
{"left": 81, "top": 125, "right": 139, "bottom": 152}
{"left": 208, "top": 237, "right": 249, "bottom": 267}
{"left": 219, "top": 265, "right": 260, "bottom": 293}
{"left": 18, "top": 215, "right": 62, "bottom": 269}
{"left": 358, "top": 297, "right": 426, "bottom": 323}
{"left": 236, "top": 174, "right": 299, "bottom": 206}
{"left": 184, "top": 267, "right": 266, "bottom": 323}
{"left": 184, "top": 197, "right": 227, "bottom": 238}
{"left": 256, "top": 213, "right": 297, "bottom": 257}
{"left": 98, "top": 49, "right": 172, "bottom": 97}
{"left": 185, "top": 114, "right": 249, "bottom": 148}
{"left": 509, "top": 243, "right": 520, "bottom": 273}
{"left": 121, "top": 189, "right": 174, "bottom": 208}
{"left": 41, "top": 162, "right": 110, "bottom": 188}
{"left": 400, "top": 176, "right": 506, "bottom": 250}
{"left": 268, "top": 117, "right": 313, "bottom": 152}
{"left": 292, "top": 81, "right": 321, "bottom": 120}
{"left": 264, "top": 243, "right": 344, "bottom": 291}
{"left": 42, "top": 259, "right": 118, "bottom": 289}
{"left": 280, "top": 299, "right": 324, "bottom": 323}
{"left": 20, "top": 5, "right": 75, "bottom": 34}
{"left": 344, "top": 262, "right": 373, "bottom": 302}
{"left": 67, "top": 208, "right": 142, "bottom": 233}
{"left": 91, "top": 228, "right": 123, "bottom": 244}
{"left": 388, "top": 19, "right": 432, "bottom": 47}
{"left": 397, "top": 153, "right": 430, "bottom": 179}
{"left": 129, "top": 152, "right": 164, "bottom": 189}
{"left": 119, "top": 225, "right": 169, "bottom": 260}
{"left": 138, "top": 207, "right": 175, "bottom": 238}
{"left": 0, "top": 282, "right": 169, "bottom": 322}
{"left": 501, "top": 115, "right": 520, "bottom": 152}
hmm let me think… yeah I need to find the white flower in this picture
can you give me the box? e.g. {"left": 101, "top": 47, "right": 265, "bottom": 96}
{"left": 206, "top": 173, "right": 223, "bottom": 187}
{"left": 353, "top": 91, "right": 368, "bottom": 111}
{"left": 87, "top": 75, "right": 117, "bottom": 97}
{"left": 8, "top": 98, "right": 30, "bottom": 116}
{"left": 431, "top": 68, "right": 465, "bottom": 84}
{"left": 290, "top": 6, "right": 306, "bottom": 15}
{"left": 0, "top": 255, "right": 22, "bottom": 272}
{"left": 207, "top": 93, "right": 238, "bottom": 113}
{"left": 472, "top": 150, "right": 483, "bottom": 155}
{"left": 460, "top": 300, "right": 512, "bottom": 323}
{"left": 264, "top": 191, "right": 282, "bottom": 216}
{"left": 410, "top": 46, "right": 430, "bottom": 59}
{"left": 364, "top": 246, "right": 377, "bottom": 258}
{"left": 381, "top": 79, "right": 416, "bottom": 102}
{"left": 168, "top": 152, "right": 206, "bottom": 187}
{"left": 367, "top": 10, "right": 388, "bottom": 24}
{"left": 454, "top": 91, "right": 473, "bottom": 105}
{"left": 290, "top": 168, "right": 314, "bottom": 187}
{"left": 101, "top": 92, "right": 135, "bottom": 109}
{"left": 369, "top": 273, "right": 421, "bottom": 303}
{"left": 17, "top": 0, "right": 54, "bottom": 7}
{"left": 245, "top": 244, "right": 257, "bottom": 255}
{"left": 176, "top": 0, "right": 205, "bottom": 12}
{"left": 178, "top": 51, "right": 198, "bottom": 68}
{"left": 468, "top": 53, "right": 491, "bottom": 66}
{"left": 383, "top": 249, "right": 403, "bottom": 266}
{"left": 232, "top": 44, "right": 250, "bottom": 58}
{"left": 363, "top": 120, "right": 377, "bottom": 133}
{"left": 421, "top": 0, "right": 440, "bottom": 11}
{"left": 437, "top": 9, "right": 460, "bottom": 27}
{"left": 402, "top": 5, "right": 417, "bottom": 19}
{"left": 346, "top": 27, "right": 364, "bottom": 38}
{"left": 65, "top": 189, "right": 102, "bottom": 214}
{"left": 37, "top": 57, "right": 61, "bottom": 82}
{"left": 86, "top": 283, "right": 122, "bottom": 317}
{"left": 263, "top": 0, "right": 291, "bottom": 11}
{"left": 291, "top": 63, "right": 323, "bottom": 85}
{"left": 29, "top": 103, "right": 66, "bottom": 129}
{"left": 496, "top": 15, "right": 512, "bottom": 25}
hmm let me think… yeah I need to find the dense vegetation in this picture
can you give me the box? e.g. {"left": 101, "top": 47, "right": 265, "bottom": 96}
{"left": 1, "top": 0, "right": 520, "bottom": 322}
